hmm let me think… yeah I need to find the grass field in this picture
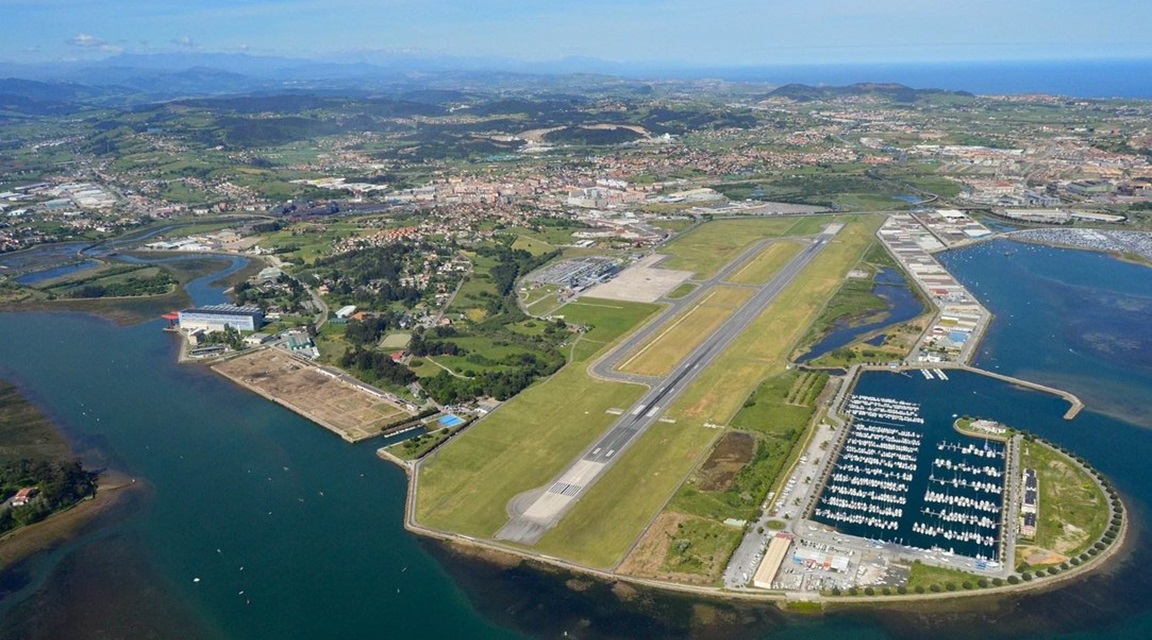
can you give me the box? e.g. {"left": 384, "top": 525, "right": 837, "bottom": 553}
{"left": 648, "top": 219, "right": 697, "bottom": 233}
{"left": 534, "top": 417, "right": 721, "bottom": 568}
{"left": 559, "top": 298, "right": 663, "bottom": 361}
{"left": 617, "top": 286, "right": 753, "bottom": 377}
{"left": 667, "top": 216, "right": 881, "bottom": 425}
{"left": 659, "top": 218, "right": 813, "bottom": 278}
{"left": 414, "top": 299, "right": 659, "bottom": 537}
{"left": 724, "top": 241, "right": 804, "bottom": 285}
{"left": 665, "top": 283, "right": 697, "bottom": 299}
{"left": 906, "top": 561, "right": 983, "bottom": 592}
{"left": 659, "top": 516, "right": 743, "bottom": 577}
{"left": 511, "top": 235, "right": 555, "bottom": 256}
{"left": 1019, "top": 438, "right": 1108, "bottom": 558}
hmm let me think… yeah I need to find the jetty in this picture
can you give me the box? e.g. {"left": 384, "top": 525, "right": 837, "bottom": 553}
{"left": 950, "top": 364, "right": 1084, "bottom": 419}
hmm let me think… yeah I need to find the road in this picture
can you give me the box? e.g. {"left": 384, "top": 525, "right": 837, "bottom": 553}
{"left": 495, "top": 224, "right": 843, "bottom": 545}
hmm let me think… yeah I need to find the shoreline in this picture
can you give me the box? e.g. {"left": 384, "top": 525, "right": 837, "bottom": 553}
{"left": 0, "top": 470, "right": 140, "bottom": 571}
{"left": 400, "top": 472, "right": 1128, "bottom": 607}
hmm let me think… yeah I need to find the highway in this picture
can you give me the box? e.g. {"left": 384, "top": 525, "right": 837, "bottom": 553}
{"left": 496, "top": 224, "right": 842, "bottom": 544}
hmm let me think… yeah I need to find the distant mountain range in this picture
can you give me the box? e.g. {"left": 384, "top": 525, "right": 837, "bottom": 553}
{"left": 0, "top": 52, "right": 681, "bottom": 114}
{"left": 4, "top": 52, "right": 1146, "bottom": 116}
{"left": 765, "top": 82, "right": 974, "bottom": 102}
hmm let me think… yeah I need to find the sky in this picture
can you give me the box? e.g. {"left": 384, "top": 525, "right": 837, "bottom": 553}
{"left": 3, "top": 0, "right": 1151, "bottom": 67}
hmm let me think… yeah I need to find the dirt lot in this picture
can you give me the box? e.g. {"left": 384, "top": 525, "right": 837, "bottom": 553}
{"left": 213, "top": 349, "right": 411, "bottom": 442}
{"left": 616, "top": 511, "right": 740, "bottom": 585}
{"left": 696, "top": 431, "right": 756, "bottom": 492}
{"left": 617, "top": 512, "right": 707, "bottom": 583}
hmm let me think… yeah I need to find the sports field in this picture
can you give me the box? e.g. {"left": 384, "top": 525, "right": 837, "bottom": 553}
{"left": 414, "top": 299, "right": 659, "bottom": 537}
{"left": 617, "top": 286, "right": 753, "bottom": 377}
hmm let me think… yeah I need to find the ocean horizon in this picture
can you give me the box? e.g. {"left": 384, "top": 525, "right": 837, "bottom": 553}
{"left": 660, "top": 58, "right": 1152, "bottom": 99}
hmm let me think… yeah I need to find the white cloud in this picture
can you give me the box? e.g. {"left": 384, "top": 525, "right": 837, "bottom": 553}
{"left": 172, "top": 35, "right": 196, "bottom": 49}
{"left": 66, "top": 33, "right": 106, "bottom": 48}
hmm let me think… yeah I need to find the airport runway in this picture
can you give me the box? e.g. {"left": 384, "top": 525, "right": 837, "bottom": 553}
{"left": 586, "top": 235, "right": 799, "bottom": 385}
{"left": 496, "top": 224, "right": 843, "bottom": 544}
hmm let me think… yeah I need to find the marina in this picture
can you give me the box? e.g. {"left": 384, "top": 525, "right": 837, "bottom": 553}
{"left": 813, "top": 381, "right": 1009, "bottom": 561}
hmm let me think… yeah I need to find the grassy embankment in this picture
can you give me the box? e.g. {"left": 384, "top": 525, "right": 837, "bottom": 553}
{"left": 414, "top": 299, "right": 659, "bottom": 537}
{"left": 533, "top": 216, "right": 881, "bottom": 569}
{"left": 664, "top": 283, "right": 697, "bottom": 299}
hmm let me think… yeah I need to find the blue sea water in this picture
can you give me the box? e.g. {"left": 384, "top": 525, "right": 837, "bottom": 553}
{"left": 0, "top": 239, "right": 1150, "bottom": 639}
{"left": 704, "top": 59, "right": 1152, "bottom": 98}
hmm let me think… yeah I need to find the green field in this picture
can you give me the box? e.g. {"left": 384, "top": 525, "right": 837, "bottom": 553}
{"left": 386, "top": 426, "right": 462, "bottom": 461}
{"left": 658, "top": 516, "right": 744, "bottom": 577}
{"left": 905, "top": 561, "right": 985, "bottom": 593}
{"left": 511, "top": 235, "right": 555, "bottom": 256}
{"left": 648, "top": 218, "right": 697, "bottom": 233}
{"left": 379, "top": 332, "right": 412, "bottom": 350}
{"left": 724, "top": 241, "right": 804, "bottom": 285}
{"left": 659, "top": 217, "right": 818, "bottom": 278}
{"left": 666, "top": 216, "right": 881, "bottom": 425}
{"left": 1019, "top": 438, "right": 1109, "bottom": 558}
{"left": 665, "top": 283, "right": 697, "bottom": 299}
{"left": 618, "top": 286, "right": 752, "bottom": 377}
{"left": 559, "top": 298, "right": 663, "bottom": 361}
{"left": 414, "top": 299, "right": 659, "bottom": 537}
{"left": 670, "top": 371, "right": 827, "bottom": 522}
{"left": 535, "top": 416, "right": 721, "bottom": 568}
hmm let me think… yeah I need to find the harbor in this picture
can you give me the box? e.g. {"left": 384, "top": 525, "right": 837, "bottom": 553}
{"left": 813, "top": 386, "right": 1008, "bottom": 562}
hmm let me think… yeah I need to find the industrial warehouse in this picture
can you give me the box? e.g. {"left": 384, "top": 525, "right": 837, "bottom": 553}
{"left": 177, "top": 304, "right": 265, "bottom": 332}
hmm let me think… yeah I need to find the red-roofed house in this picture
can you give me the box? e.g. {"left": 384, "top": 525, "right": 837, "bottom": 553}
{"left": 11, "top": 487, "right": 37, "bottom": 507}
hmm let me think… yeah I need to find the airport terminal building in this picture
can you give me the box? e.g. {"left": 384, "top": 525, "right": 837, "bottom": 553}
{"left": 178, "top": 304, "right": 264, "bottom": 332}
